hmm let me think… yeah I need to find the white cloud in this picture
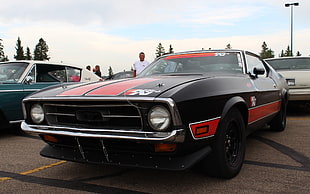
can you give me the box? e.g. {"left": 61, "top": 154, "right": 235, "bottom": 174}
{"left": 1, "top": 0, "right": 309, "bottom": 75}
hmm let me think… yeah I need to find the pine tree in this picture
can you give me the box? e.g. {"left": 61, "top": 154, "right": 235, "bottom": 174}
{"left": 155, "top": 43, "right": 165, "bottom": 58}
{"left": 34, "top": 38, "right": 50, "bottom": 61}
{"left": 225, "top": 43, "right": 232, "bottom": 49}
{"left": 259, "top": 42, "right": 274, "bottom": 59}
{"left": 296, "top": 51, "right": 301, "bottom": 56}
{"left": 14, "top": 37, "right": 25, "bottom": 60}
{"left": 25, "top": 47, "right": 32, "bottom": 60}
{"left": 0, "top": 39, "right": 9, "bottom": 62}
{"left": 108, "top": 66, "right": 113, "bottom": 78}
{"left": 284, "top": 45, "right": 292, "bottom": 57}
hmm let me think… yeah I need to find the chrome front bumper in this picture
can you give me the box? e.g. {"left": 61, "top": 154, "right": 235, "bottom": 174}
{"left": 21, "top": 122, "right": 185, "bottom": 142}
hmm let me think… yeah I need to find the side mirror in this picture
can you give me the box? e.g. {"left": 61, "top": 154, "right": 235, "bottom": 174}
{"left": 249, "top": 67, "right": 265, "bottom": 78}
{"left": 253, "top": 67, "right": 265, "bottom": 76}
{"left": 24, "top": 76, "right": 33, "bottom": 85}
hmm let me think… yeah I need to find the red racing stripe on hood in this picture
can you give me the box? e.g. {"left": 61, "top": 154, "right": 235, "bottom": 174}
{"left": 86, "top": 78, "right": 158, "bottom": 96}
{"left": 57, "top": 80, "right": 120, "bottom": 96}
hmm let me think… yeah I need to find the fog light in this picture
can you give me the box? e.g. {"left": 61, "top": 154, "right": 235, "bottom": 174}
{"left": 42, "top": 135, "right": 58, "bottom": 143}
{"left": 155, "top": 144, "right": 176, "bottom": 152}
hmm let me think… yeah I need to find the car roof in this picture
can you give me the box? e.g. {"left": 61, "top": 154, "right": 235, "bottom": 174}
{"left": 265, "top": 56, "right": 310, "bottom": 61}
{"left": 156, "top": 49, "right": 258, "bottom": 60}
{"left": 0, "top": 60, "right": 82, "bottom": 69}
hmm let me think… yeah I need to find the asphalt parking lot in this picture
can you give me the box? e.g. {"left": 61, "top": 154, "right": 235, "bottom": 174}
{"left": 0, "top": 103, "right": 309, "bottom": 193}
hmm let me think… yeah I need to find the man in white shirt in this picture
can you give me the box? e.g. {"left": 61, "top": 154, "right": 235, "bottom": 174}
{"left": 133, "top": 52, "right": 150, "bottom": 77}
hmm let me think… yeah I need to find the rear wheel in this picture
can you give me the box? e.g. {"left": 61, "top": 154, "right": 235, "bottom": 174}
{"left": 201, "top": 108, "right": 246, "bottom": 179}
{"left": 270, "top": 100, "right": 287, "bottom": 132}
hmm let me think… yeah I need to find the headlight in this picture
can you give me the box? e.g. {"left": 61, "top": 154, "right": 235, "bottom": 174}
{"left": 30, "top": 104, "right": 44, "bottom": 124}
{"left": 148, "top": 105, "right": 171, "bottom": 131}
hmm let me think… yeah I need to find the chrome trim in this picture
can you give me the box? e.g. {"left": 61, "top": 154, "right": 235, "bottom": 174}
{"left": 0, "top": 89, "right": 39, "bottom": 93}
{"left": 76, "top": 137, "right": 85, "bottom": 159}
{"left": 9, "top": 120, "right": 24, "bottom": 124}
{"left": 248, "top": 100, "right": 281, "bottom": 110}
{"left": 100, "top": 139, "right": 110, "bottom": 162}
{"left": 21, "top": 122, "right": 185, "bottom": 142}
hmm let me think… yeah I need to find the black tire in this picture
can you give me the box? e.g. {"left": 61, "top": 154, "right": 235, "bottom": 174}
{"left": 201, "top": 108, "right": 246, "bottom": 179}
{"left": 270, "top": 100, "right": 287, "bottom": 132}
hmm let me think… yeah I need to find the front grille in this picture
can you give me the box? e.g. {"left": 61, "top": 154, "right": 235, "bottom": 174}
{"left": 44, "top": 103, "right": 142, "bottom": 130}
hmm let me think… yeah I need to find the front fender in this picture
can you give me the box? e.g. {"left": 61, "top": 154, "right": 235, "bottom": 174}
{"left": 221, "top": 96, "right": 248, "bottom": 128}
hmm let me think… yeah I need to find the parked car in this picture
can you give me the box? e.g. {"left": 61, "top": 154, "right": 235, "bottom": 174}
{"left": 266, "top": 57, "right": 310, "bottom": 101}
{"left": 107, "top": 71, "right": 134, "bottom": 80}
{"left": 21, "top": 50, "right": 288, "bottom": 179}
{"left": 0, "top": 60, "right": 101, "bottom": 129}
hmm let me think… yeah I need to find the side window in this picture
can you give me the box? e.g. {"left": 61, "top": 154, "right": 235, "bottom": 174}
{"left": 67, "top": 67, "right": 81, "bottom": 82}
{"left": 245, "top": 54, "right": 267, "bottom": 77}
{"left": 36, "top": 64, "right": 66, "bottom": 82}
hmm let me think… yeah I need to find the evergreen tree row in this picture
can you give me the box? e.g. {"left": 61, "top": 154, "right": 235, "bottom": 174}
{"left": 0, "top": 37, "right": 50, "bottom": 62}
{"left": 14, "top": 37, "right": 50, "bottom": 61}
{"left": 0, "top": 37, "right": 305, "bottom": 63}
{"left": 155, "top": 43, "right": 174, "bottom": 57}
{"left": 155, "top": 42, "right": 303, "bottom": 59}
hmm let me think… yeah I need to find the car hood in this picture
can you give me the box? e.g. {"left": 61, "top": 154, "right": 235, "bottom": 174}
{"left": 277, "top": 70, "right": 310, "bottom": 87}
{"left": 26, "top": 75, "right": 208, "bottom": 98}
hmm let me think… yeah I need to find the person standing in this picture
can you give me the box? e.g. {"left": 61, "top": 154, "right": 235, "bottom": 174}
{"left": 93, "top": 65, "right": 102, "bottom": 77}
{"left": 133, "top": 52, "right": 150, "bottom": 77}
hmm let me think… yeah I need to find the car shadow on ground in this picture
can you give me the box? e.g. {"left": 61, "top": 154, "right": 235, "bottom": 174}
{"left": 287, "top": 101, "right": 310, "bottom": 116}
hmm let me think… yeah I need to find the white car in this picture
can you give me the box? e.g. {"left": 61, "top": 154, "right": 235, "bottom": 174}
{"left": 266, "top": 57, "right": 310, "bottom": 101}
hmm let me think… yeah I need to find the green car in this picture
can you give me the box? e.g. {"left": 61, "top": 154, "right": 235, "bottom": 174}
{"left": 0, "top": 61, "right": 100, "bottom": 129}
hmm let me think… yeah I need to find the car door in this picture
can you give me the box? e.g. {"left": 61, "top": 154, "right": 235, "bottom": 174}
{"left": 245, "top": 53, "right": 281, "bottom": 126}
{"left": 246, "top": 53, "right": 279, "bottom": 93}
{"left": 23, "top": 63, "right": 67, "bottom": 95}
{"left": 0, "top": 62, "right": 30, "bottom": 123}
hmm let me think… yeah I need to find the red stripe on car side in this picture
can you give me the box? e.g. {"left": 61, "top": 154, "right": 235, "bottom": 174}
{"left": 248, "top": 100, "right": 281, "bottom": 124}
{"left": 189, "top": 117, "right": 221, "bottom": 139}
{"left": 57, "top": 80, "right": 121, "bottom": 96}
{"left": 86, "top": 78, "right": 158, "bottom": 96}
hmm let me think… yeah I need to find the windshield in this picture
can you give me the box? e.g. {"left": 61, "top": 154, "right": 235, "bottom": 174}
{"left": 139, "top": 52, "right": 243, "bottom": 77}
{"left": 267, "top": 58, "right": 310, "bottom": 70}
{"left": 0, "top": 62, "right": 28, "bottom": 83}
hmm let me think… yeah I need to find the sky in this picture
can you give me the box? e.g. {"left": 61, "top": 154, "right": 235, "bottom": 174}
{"left": 1, "top": 0, "right": 309, "bottom": 75}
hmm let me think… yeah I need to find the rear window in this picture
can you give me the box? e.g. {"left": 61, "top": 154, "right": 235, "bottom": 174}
{"left": 267, "top": 58, "right": 310, "bottom": 70}
{"left": 36, "top": 64, "right": 81, "bottom": 82}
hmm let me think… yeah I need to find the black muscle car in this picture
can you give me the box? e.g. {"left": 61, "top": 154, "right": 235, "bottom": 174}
{"left": 21, "top": 50, "right": 288, "bottom": 179}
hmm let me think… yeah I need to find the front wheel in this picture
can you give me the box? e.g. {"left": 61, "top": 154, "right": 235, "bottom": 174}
{"left": 201, "top": 108, "right": 246, "bottom": 179}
